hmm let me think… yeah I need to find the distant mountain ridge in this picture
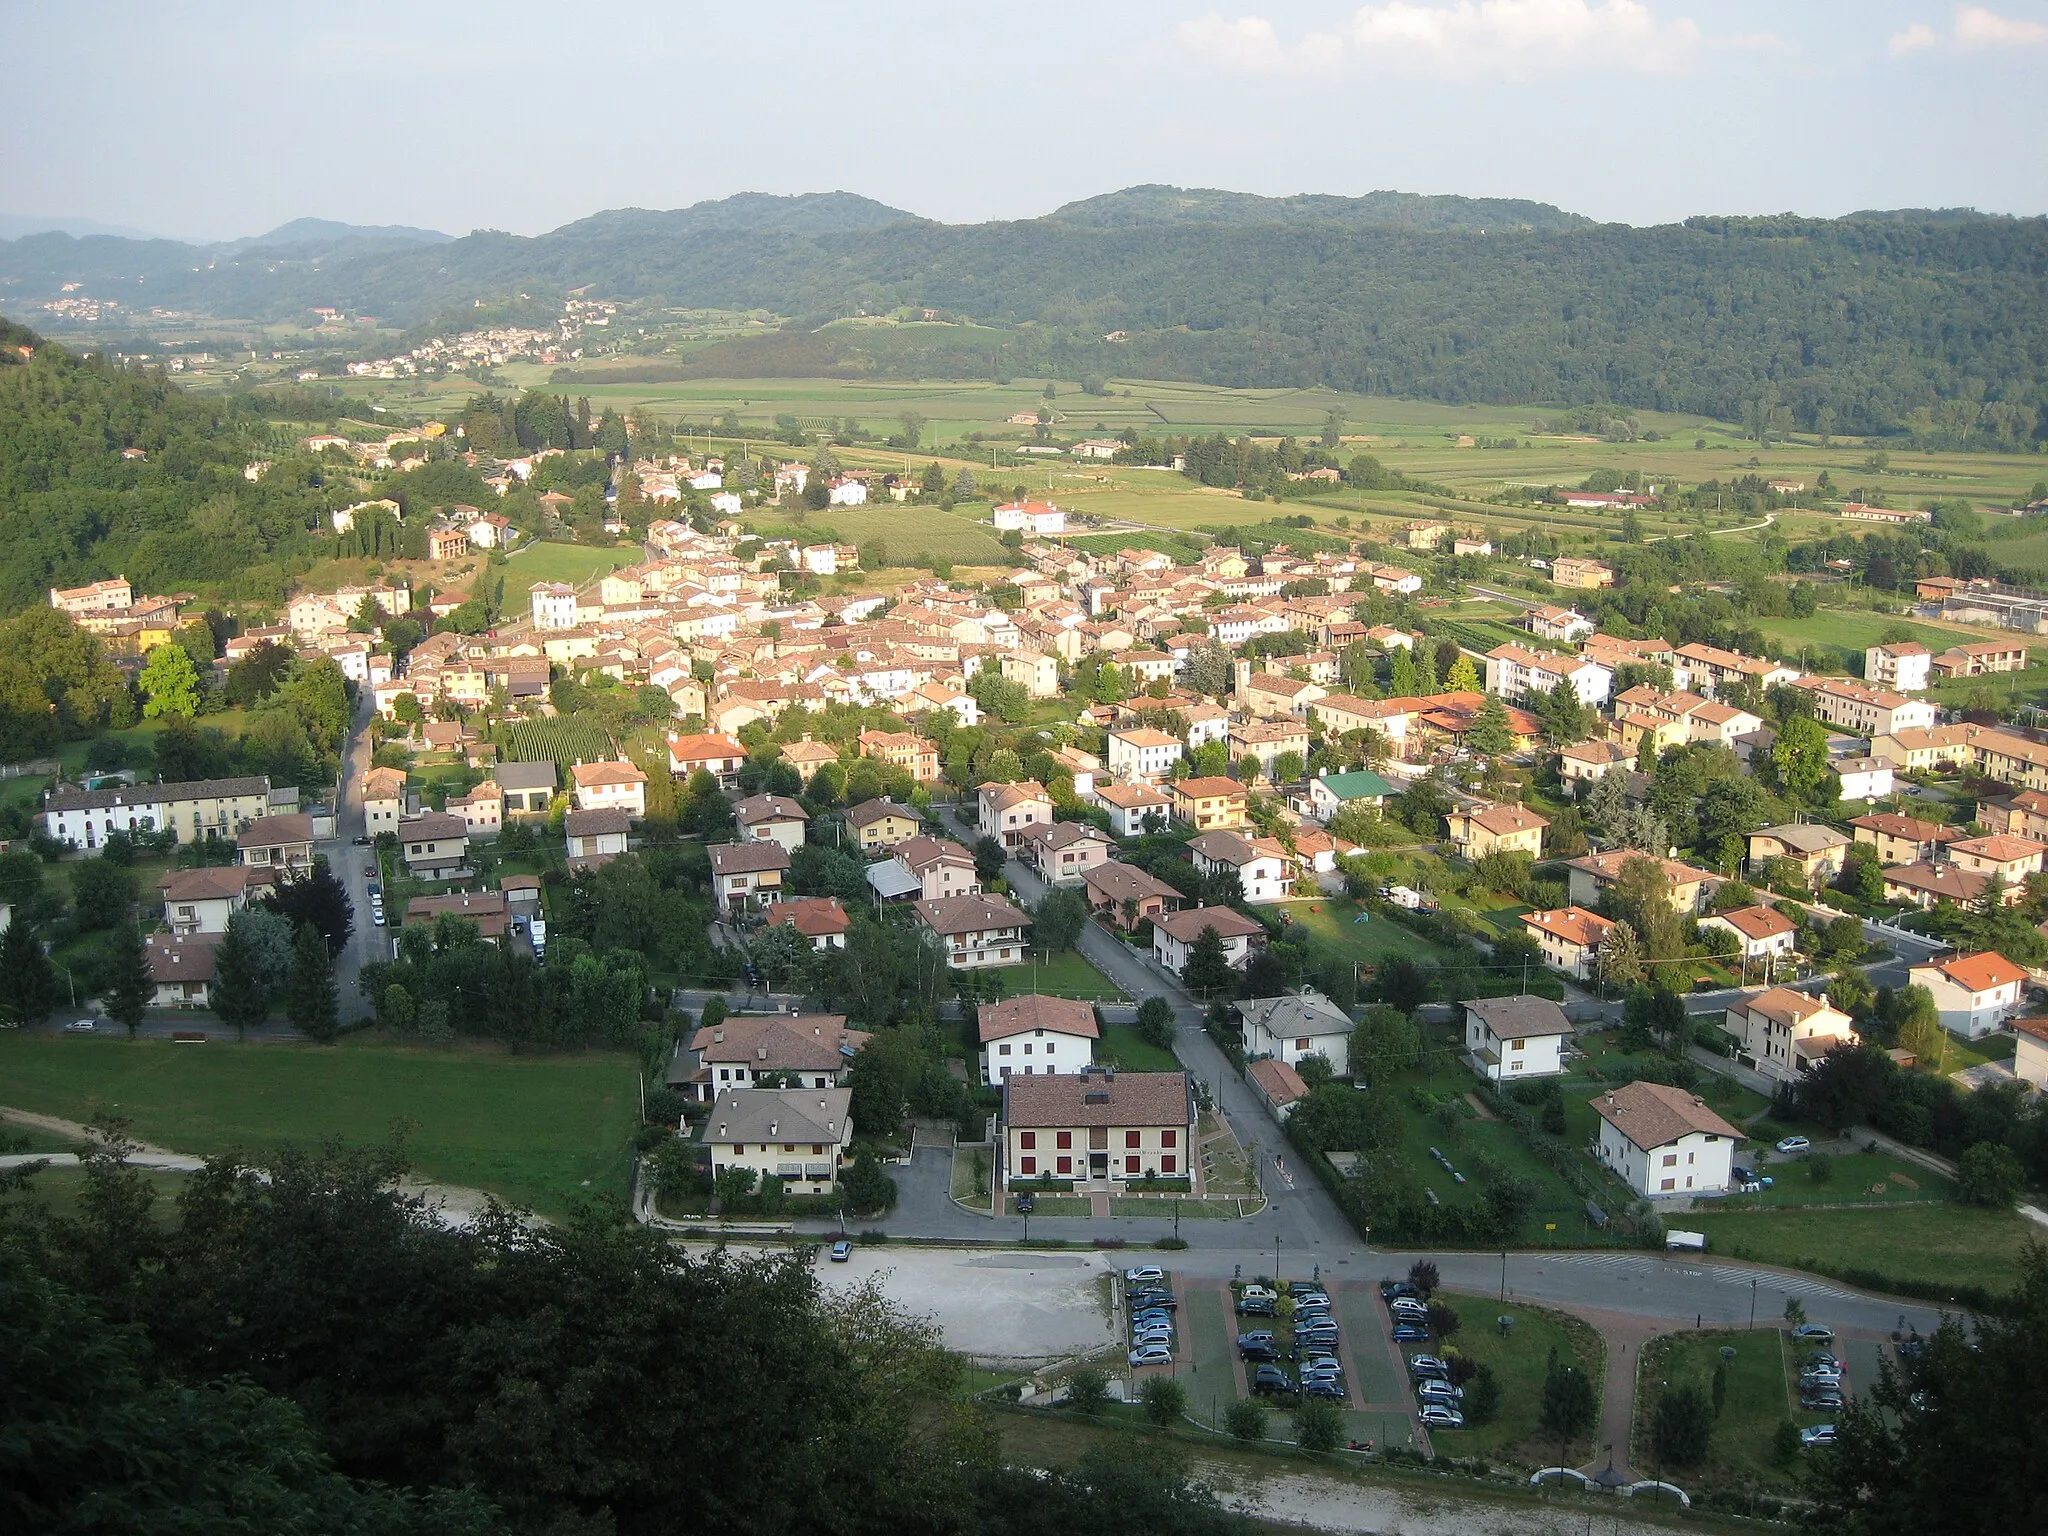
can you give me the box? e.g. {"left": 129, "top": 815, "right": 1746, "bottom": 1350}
{"left": 1045, "top": 184, "right": 1591, "bottom": 232}
{"left": 229, "top": 218, "right": 453, "bottom": 251}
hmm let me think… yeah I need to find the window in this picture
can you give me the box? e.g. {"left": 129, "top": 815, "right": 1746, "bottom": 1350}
{"left": 812, "top": 1144, "right": 824, "bottom": 1155}
{"left": 1127, "top": 1156, "right": 1142, "bottom": 1174}
{"left": 1661, "top": 1153, "right": 1678, "bottom": 1167}
{"left": 1161, "top": 1155, "right": 1176, "bottom": 1174}
{"left": 1510, "top": 1038, "right": 1525, "bottom": 1050}
{"left": 1296, "top": 1037, "right": 1310, "bottom": 1051}
{"left": 1056, "top": 1156, "right": 1071, "bottom": 1174}
{"left": 1126, "top": 1130, "right": 1141, "bottom": 1148}
{"left": 1044, "top": 1043, "right": 1055, "bottom": 1055}
{"left": 999, "top": 1043, "right": 1011, "bottom": 1056}
{"left": 1022, "top": 1043, "right": 1032, "bottom": 1055}
{"left": 1661, "top": 1177, "right": 1675, "bottom": 1191}
{"left": 1056, "top": 1132, "right": 1072, "bottom": 1150}
{"left": 1161, "top": 1129, "right": 1176, "bottom": 1148}
{"left": 1020, "top": 1156, "right": 1037, "bottom": 1175}
{"left": 782, "top": 1144, "right": 796, "bottom": 1153}
{"left": 1019, "top": 1132, "right": 1036, "bottom": 1150}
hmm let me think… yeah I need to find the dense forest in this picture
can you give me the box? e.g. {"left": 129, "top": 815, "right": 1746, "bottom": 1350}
{"left": 4, "top": 190, "right": 2046, "bottom": 436}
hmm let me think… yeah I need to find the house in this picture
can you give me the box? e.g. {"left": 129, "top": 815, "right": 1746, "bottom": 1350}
{"left": 778, "top": 735, "right": 842, "bottom": 784}
{"left": 846, "top": 796, "right": 923, "bottom": 852}
{"left": 146, "top": 931, "right": 222, "bottom": 1007}
{"left": 398, "top": 812, "right": 469, "bottom": 879}
{"left": 1000, "top": 650, "right": 1061, "bottom": 699}
{"left": 733, "top": 793, "right": 808, "bottom": 854}
{"left": 1558, "top": 739, "right": 1635, "bottom": 786}
{"left": 1565, "top": 850, "right": 1715, "bottom": 913}
{"left": 884, "top": 835, "right": 980, "bottom": 900}
{"left": 991, "top": 499, "right": 1066, "bottom": 537}
{"left": 1946, "top": 834, "right": 2047, "bottom": 885}
{"left": 42, "top": 775, "right": 272, "bottom": 851}
{"left": 1881, "top": 862, "right": 1993, "bottom": 910}
{"left": 157, "top": 866, "right": 266, "bottom": 936}
{"left": 979, "top": 993, "right": 1100, "bottom": 1084}
{"left": 710, "top": 840, "right": 791, "bottom": 912}
{"left": 1444, "top": 802, "right": 1547, "bottom": 858}
{"left": 667, "top": 732, "right": 749, "bottom": 788}
{"left": 1908, "top": 951, "right": 2029, "bottom": 1039}
{"left": 1187, "top": 829, "right": 1295, "bottom": 904}
{"left": 237, "top": 813, "right": 314, "bottom": 873}
{"left": 1519, "top": 906, "right": 1614, "bottom": 981}
{"left": 1699, "top": 905, "right": 1800, "bottom": 963}
{"left": 1551, "top": 557, "right": 1615, "bottom": 590}
{"left": 978, "top": 779, "right": 1053, "bottom": 848}
{"left": 400, "top": 890, "right": 510, "bottom": 944}
{"left": 570, "top": 759, "right": 647, "bottom": 819}
{"left": 703, "top": 1087, "right": 853, "bottom": 1197}
{"left": 1849, "top": 812, "right": 1959, "bottom": 867}
{"left": 912, "top": 892, "right": 1031, "bottom": 968}
{"left": 361, "top": 765, "right": 408, "bottom": 837}
{"left": 1104, "top": 726, "right": 1184, "bottom": 784}
{"left": 530, "top": 582, "right": 579, "bottom": 630}
{"left": 1302, "top": 769, "right": 1392, "bottom": 823}
{"left": 1528, "top": 606, "right": 1595, "bottom": 643}
{"left": 494, "top": 761, "right": 558, "bottom": 818}
{"left": 1865, "top": 642, "right": 1932, "bottom": 693}
{"left": 671, "top": 1014, "right": 868, "bottom": 1101}
{"left": 1591, "top": 1081, "right": 1741, "bottom": 1198}
{"left": 564, "top": 807, "right": 631, "bottom": 868}
{"left": 1977, "top": 788, "right": 2048, "bottom": 842}
{"left": 1833, "top": 757, "right": 1895, "bottom": 803}
{"left": 1169, "top": 775, "right": 1250, "bottom": 832}
{"left": 1405, "top": 520, "right": 1450, "bottom": 550}
{"left": 1089, "top": 780, "right": 1173, "bottom": 837}
{"left": 1674, "top": 641, "right": 1801, "bottom": 698}
{"left": 428, "top": 525, "right": 470, "bottom": 561}
{"left": 1932, "top": 640, "right": 2029, "bottom": 678}
{"left": 1792, "top": 677, "right": 1936, "bottom": 738}
{"left": 1462, "top": 995, "right": 1573, "bottom": 1082}
{"left": 1240, "top": 672, "right": 1327, "bottom": 720}
{"left": 1228, "top": 720, "right": 1312, "bottom": 779}
{"left": 1722, "top": 986, "right": 1858, "bottom": 1080}
{"left": 1483, "top": 644, "right": 1612, "bottom": 708}
{"left": 446, "top": 780, "right": 503, "bottom": 839}
{"left": 1019, "top": 820, "right": 1116, "bottom": 885}
{"left": 858, "top": 728, "right": 942, "bottom": 784}
{"left": 1001, "top": 1065, "right": 1192, "bottom": 1188}
{"left": 1078, "top": 860, "right": 1181, "bottom": 930}
{"left": 1152, "top": 905, "right": 1264, "bottom": 978}
{"left": 2011, "top": 1017, "right": 2048, "bottom": 1090}
{"left": 768, "top": 896, "right": 852, "bottom": 951}
{"left": 1747, "top": 824, "right": 1851, "bottom": 888}
{"left": 1247, "top": 1058, "right": 1310, "bottom": 1119}
{"left": 1237, "top": 989, "right": 1353, "bottom": 1075}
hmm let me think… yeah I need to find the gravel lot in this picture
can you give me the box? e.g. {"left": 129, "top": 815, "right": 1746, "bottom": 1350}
{"left": 814, "top": 1245, "right": 1120, "bottom": 1361}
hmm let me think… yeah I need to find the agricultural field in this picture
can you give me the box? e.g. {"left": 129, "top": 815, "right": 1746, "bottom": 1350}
{"left": 740, "top": 501, "right": 1010, "bottom": 565}
{"left": 498, "top": 715, "right": 620, "bottom": 772}
{"left": 505, "top": 540, "right": 638, "bottom": 587}
{"left": 0, "top": 1032, "right": 639, "bottom": 1219}
{"left": 1746, "top": 609, "right": 2002, "bottom": 672}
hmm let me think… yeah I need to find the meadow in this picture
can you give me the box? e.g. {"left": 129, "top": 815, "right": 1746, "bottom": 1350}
{"left": 505, "top": 540, "right": 638, "bottom": 586}
{"left": 0, "top": 1032, "right": 641, "bottom": 1218}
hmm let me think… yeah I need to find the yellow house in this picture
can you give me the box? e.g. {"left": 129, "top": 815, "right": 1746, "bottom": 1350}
{"left": 1445, "top": 802, "right": 1548, "bottom": 858}
{"left": 846, "top": 796, "right": 922, "bottom": 851}
{"left": 1169, "top": 775, "right": 1250, "bottom": 831}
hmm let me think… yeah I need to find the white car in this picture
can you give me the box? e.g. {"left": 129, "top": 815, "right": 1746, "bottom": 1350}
{"left": 1418, "top": 1404, "right": 1465, "bottom": 1429}
{"left": 63, "top": 1019, "right": 96, "bottom": 1033}
{"left": 1128, "top": 1344, "right": 1173, "bottom": 1367}
{"left": 1775, "top": 1135, "right": 1812, "bottom": 1155}
{"left": 1124, "top": 1266, "right": 1165, "bottom": 1284}
{"left": 1801, "top": 1424, "right": 1838, "bottom": 1448}
{"left": 1239, "top": 1283, "right": 1277, "bottom": 1303}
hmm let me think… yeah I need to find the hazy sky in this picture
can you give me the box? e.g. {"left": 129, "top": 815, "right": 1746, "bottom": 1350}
{"left": 5, "top": 0, "right": 2046, "bottom": 240}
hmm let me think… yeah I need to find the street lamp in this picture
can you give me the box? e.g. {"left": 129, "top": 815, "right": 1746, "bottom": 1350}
{"left": 1275, "top": 1231, "right": 1283, "bottom": 1286}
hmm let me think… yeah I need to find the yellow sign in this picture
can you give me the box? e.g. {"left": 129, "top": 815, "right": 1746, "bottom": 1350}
{"left": 1545, "top": 1223, "right": 1557, "bottom": 1231}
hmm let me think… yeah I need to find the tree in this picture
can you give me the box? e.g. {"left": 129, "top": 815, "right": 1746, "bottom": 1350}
{"left": 1139, "top": 1375, "right": 1188, "bottom": 1427}
{"left": 1374, "top": 958, "right": 1429, "bottom": 1014}
{"left": 0, "top": 915, "right": 55, "bottom": 1026}
{"left": 1956, "top": 1141, "right": 2024, "bottom": 1207}
{"left": 104, "top": 922, "right": 153, "bottom": 1037}
{"left": 1293, "top": 1398, "right": 1343, "bottom": 1453}
{"left": 1407, "top": 1259, "right": 1440, "bottom": 1296}
{"left": 138, "top": 643, "right": 200, "bottom": 720}
{"left": 973, "top": 835, "right": 1007, "bottom": 884}
{"left": 1597, "top": 919, "right": 1646, "bottom": 991}
{"left": 207, "top": 916, "right": 272, "bottom": 1040}
{"left": 1225, "top": 1397, "right": 1267, "bottom": 1441}
{"left": 1541, "top": 1349, "right": 1598, "bottom": 1439}
{"left": 1444, "top": 654, "right": 1479, "bottom": 692}
{"left": 1030, "top": 887, "right": 1088, "bottom": 955}
{"left": 1651, "top": 1383, "right": 1715, "bottom": 1468}
{"left": 1137, "top": 996, "right": 1176, "bottom": 1049}
{"left": 70, "top": 858, "right": 135, "bottom": 931}
{"left": 1541, "top": 678, "right": 1594, "bottom": 746}
{"left": 1468, "top": 695, "right": 1514, "bottom": 757}
{"left": 286, "top": 921, "right": 338, "bottom": 1042}
{"left": 1350, "top": 1005, "right": 1419, "bottom": 1083}
{"left": 1182, "top": 926, "right": 1236, "bottom": 998}
{"left": 840, "top": 1148, "right": 899, "bottom": 1215}
{"left": 1065, "top": 1368, "right": 1109, "bottom": 1415}
{"left": 1464, "top": 1364, "right": 1501, "bottom": 1425}
{"left": 263, "top": 861, "right": 353, "bottom": 956}
{"left": 1773, "top": 714, "right": 1834, "bottom": 805}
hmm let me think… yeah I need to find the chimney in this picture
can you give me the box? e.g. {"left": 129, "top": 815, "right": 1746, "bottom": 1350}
{"left": 713, "top": 1029, "right": 724, "bottom": 1044}
{"left": 757, "top": 1046, "right": 768, "bottom": 1060}
{"left": 769, "top": 1121, "right": 778, "bottom": 1137}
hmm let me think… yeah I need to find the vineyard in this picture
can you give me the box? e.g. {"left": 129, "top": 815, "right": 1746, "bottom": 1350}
{"left": 1064, "top": 530, "right": 1204, "bottom": 563}
{"left": 496, "top": 716, "right": 620, "bottom": 772}
{"left": 1421, "top": 617, "right": 1536, "bottom": 655}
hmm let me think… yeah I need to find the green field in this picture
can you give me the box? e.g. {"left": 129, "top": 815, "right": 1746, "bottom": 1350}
{"left": 1426, "top": 1290, "right": 1606, "bottom": 1464}
{"left": 997, "top": 950, "right": 1125, "bottom": 1001}
{"left": 500, "top": 715, "right": 620, "bottom": 771}
{"left": 1278, "top": 897, "right": 1457, "bottom": 970}
{"left": 0, "top": 1164, "right": 194, "bottom": 1223}
{"left": 0, "top": 1033, "right": 639, "bottom": 1218}
{"left": 1097, "top": 1023, "right": 1179, "bottom": 1073}
{"left": 1749, "top": 609, "right": 2009, "bottom": 673}
{"left": 505, "top": 540, "right": 638, "bottom": 586}
{"left": 1686, "top": 1202, "right": 2033, "bottom": 1297}
{"left": 742, "top": 501, "right": 1010, "bottom": 565}
{"left": 1633, "top": 1329, "right": 1805, "bottom": 1489}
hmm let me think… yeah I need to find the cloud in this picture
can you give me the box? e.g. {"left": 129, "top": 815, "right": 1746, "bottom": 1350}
{"left": 1179, "top": 2, "right": 1769, "bottom": 79}
{"left": 1891, "top": 6, "right": 2048, "bottom": 57}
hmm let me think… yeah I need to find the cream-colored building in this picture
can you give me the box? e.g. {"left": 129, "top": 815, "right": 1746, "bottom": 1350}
{"left": 42, "top": 775, "right": 272, "bottom": 851}
{"left": 703, "top": 1086, "right": 853, "bottom": 1198}
{"left": 1001, "top": 1065, "right": 1193, "bottom": 1187}
{"left": 1722, "top": 986, "right": 1857, "bottom": 1081}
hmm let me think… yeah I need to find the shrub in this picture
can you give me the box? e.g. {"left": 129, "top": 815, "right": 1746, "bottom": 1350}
{"left": 1065, "top": 1368, "right": 1109, "bottom": 1415}
{"left": 1463, "top": 1364, "right": 1501, "bottom": 1425}
{"left": 1225, "top": 1398, "right": 1268, "bottom": 1441}
{"left": 1651, "top": 1383, "right": 1715, "bottom": 1467}
{"left": 1139, "top": 1375, "right": 1188, "bottom": 1427}
{"left": 1293, "top": 1398, "right": 1344, "bottom": 1453}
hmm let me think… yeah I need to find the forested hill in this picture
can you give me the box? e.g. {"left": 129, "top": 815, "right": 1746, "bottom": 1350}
{"left": 3, "top": 191, "right": 2046, "bottom": 434}
{"left": 1044, "top": 184, "right": 1589, "bottom": 231}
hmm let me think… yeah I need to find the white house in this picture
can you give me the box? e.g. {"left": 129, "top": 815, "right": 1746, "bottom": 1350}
{"left": 1462, "top": 995, "right": 1573, "bottom": 1081}
{"left": 1518, "top": 906, "right": 1613, "bottom": 981}
{"left": 1697, "top": 905, "right": 1800, "bottom": 965}
{"left": 146, "top": 931, "right": 222, "bottom": 1007}
{"left": 991, "top": 499, "right": 1066, "bottom": 537}
{"left": 1302, "top": 769, "right": 1392, "bottom": 824}
{"left": 703, "top": 1087, "right": 853, "bottom": 1198}
{"left": 1237, "top": 990, "right": 1352, "bottom": 1076}
{"left": 1089, "top": 781, "right": 1173, "bottom": 837}
{"left": 979, "top": 993, "right": 1099, "bottom": 1084}
{"left": 1866, "top": 642, "right": 1932, "bottom": 693}
{"left": 1104, "top": 726, "right": 1184, "bottom": 784}
{"left": 530, "top": 582, "right": 579, "bottom": 630}
{"left": 912, "top": 893, "right": 1032, "bottom": 968}
{"left": 978, "top": 779, "right": 1053, "bottom": 848}
{"left": 1483, "top": 644, "right": 1613, "bottom": 708}
{"left": 157, "top": 865, "right": 265, "bottom": 936}
{"left": 1592, "top": 1081, "right": 1740, "bottom": 1198}
{"left": 564, "top": 807, "right": 631, "bottom": 867}
{"left": 1152, "top": 905, "right": 1265, "bottom": 978}
{"left": 1528, "top": 605, "right": 1596, "bottom": 644}
{"left": 671, "top": 1014, "right": 867, "bottom": 1101}
{"left": 570, "top": 759, "right": 647, "bottom": 818}
{"left": 1908, "top": 951, "right": 2029, "bottom": 1039}
{"left": 1721, "top": 985, "right": 1858, "bottom": 1081}
{"left": 2012, "top": 1017, "right": 2048, "bottom": 1090}
{"left": 1187, "top": 830, "right": 1294, "bottom": 904}
{"left": 733, "top": 793, "right": 808, "bottom": 854}
{"left": 1832, "top": 756, "right": 1895, "bottom": 803}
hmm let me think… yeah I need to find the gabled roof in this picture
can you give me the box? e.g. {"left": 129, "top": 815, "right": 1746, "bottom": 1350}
{"left": 1079, "top": 860, "right": 1182, "bottom": 903}
{"left": 238, "top": 813, "right": 313, "bottom": 847}
{"left": 564, "top": 807, "right": 631, "bottom": 838}
{"left": 1153, "top": 904, "right": 1264, "bottom": 942}
{"left": 691, "top": 1014, "right": 867, "bottom": 1070}
{"left": 1520, "top": 906, "right": 1613, "bottom": 950}
{"left": 571, "top": 759, "right": 648, "bottom": 788}
{"left": 1238, "top": 989, "right": 1353, "bottom": 1041}
{"left": 146, "top": 931, "right": 223, "bottom": 984}
{"left": 706, "top": 1086, "right": 852, "bottom": 1146}
{"left": 1849, "top": 812, "right": 1954, "bottom": 843}
{"left": 1093, "top": 781, "right": 1172, "bottom": 809}
{"left": 1591, "top": 1080, "right": 1742, "bottom": 1152}
{"left": 1462, "top": 994, "right": 1573, "bottom": 1039}
{"left": 980, "top": 779, "right": 1051, "bottom": 812}
{"left": 709, "top": 840, "right": 792, "bottom": 875}
{"left": 913, "top": 892, "right": 1029, "bottom": 935}
{"left": 494, "top": 759, "right": 559, "bottom": 792}
{"left": 847, "top": 796, "right": 920, "bottom": 829}
{"left": 1312, "top": 768, "right": 1393, "bottom": 799}
{"left": 1740, "top": 985, "right": 1841, "bottom": 1026}
{"left": 1173, "top": 775, "right": 1247, "bottom": 799}
{"left": 1023, "top": 820, "right": 1114, "bottom": 852}
{"left": 734, "top": 793, "right": 807, "bottom": 826}
{"left": 769, "top": 896, "right": 852, "bottom": 938}
{"left": 893, "top": 834, "right": 974, "bottom": 874}
{"left": 1948, "top": 834, "right": 2047, "bottom": 863}
{"left": 158, "top": 865, "right": 261, "bottom": 903}
{"left": 1917, "top": 950, "right": 2027, "bottom": 993}
{"left": 1454, "top": 803, "right": 1548, "bottom": 837}
{"left": 1708, "top": 905, "right": 1798, "bottom": 941}
{"left": 978, "top": 994, "right": 1100, "bottom": 1043}
{"left": 399, "top": 812, "right": 467, "bottom": 841}
{"left": 1751, "top": 823, "right": 1849, "bottom": 856}
{"left": 1248, "top": 1057, "right": 1309, "bottom": 1108}
{"left": 1003, "top": 1068, "right": 1190, "bottom": 1129}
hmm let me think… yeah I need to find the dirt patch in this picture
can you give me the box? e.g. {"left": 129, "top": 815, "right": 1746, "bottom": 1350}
{"left": 1462, "top": 1093, "right": 1501, "bottom": 1122}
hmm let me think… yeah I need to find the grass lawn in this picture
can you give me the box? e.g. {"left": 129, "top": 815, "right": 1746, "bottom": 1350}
{"left": 1634, "top": 1328, "right": 1801, "bottom": 1490}
{"left": 1098, "top": 1023, "right": 1179, "bottom": 1072}
{"left": 1715, "top": 1152, "right": 1956, "bottom": 1210}
{"left": 0, "top": 1165, "right": 194, "bottom": 1224}
{"left": 55, "top": 710, "right": 253, "bottom": 776}
{"left": 950, "top": 1145, "right": 993, "bottom": 1207}
{"left": 1426, "top": 1290, "right": 1605, "bottom": 1465}
{"left": 504, "top": 540, "right": 637, "bottom": 587}
{"left": 1685, "top": 1203, "right": 2034, "bottom": 1298}
{"left": 0, "top": 1032, "right": 639, "bottom": 1219}
{"left": 996, "top": 950, "right": 1124, "bottom": 1001}
{"left": 1749, "top": 609, "right": 1990, "bottom": 672}
{"left": 1278, "top": 897, "right": 1456, "bottom": 968}
{"left": 1002, "top": 1194, "right": 1090, "bottom": 1216}
{"left": 742, "top": 502, "right": 1010, "bottom": 565}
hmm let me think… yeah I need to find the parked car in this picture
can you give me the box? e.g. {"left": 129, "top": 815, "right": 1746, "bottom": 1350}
{"left": 1792, "top": 1324, "right": 1836, "bottom": 1344}
{"left": 1294, "top": 1321, "right": 1339, "bottom": 1339}
{"left": 1128, "top": 1344, "right": 1173, "bottom": 1367}
{"left": 1132, "top": 1331, "right": 1175, "bottom": 1349}
{"left": 1392, "top": 1324, "right": 1431, "bottom": 1342}
{"left": 1417, "top": 1379, "right": 1464, "bottom": 1402}
{"left": 1803, "top": 1350, "right": 1841, "bottom": 1370}
{"left": 1014, "top": 1194, "right": 1035, "bottom": 1215}
{"left": 1801, "top": 1393, "right": 1845, "bottom": 1413}
{"left": 1389, "top": 1299, "right": 1429, "bottom": 1319}
{"left": 1380, "top": 1281, "right": 1422, "bottom": 1301}
{"left": 1128, "top": 1291, "right": 1177, "bottom": 1311}
{"left": 1239, "top": 1342, "right": 1279, "bottom": 1362}
{"left": 829, "top": 1239, "right": 852, "bottom": 1262}
{"left": 1298, "top": 1356, "right": 1343, "bottom": 1376}
{"left": 1775, "top": 1135, "right": 1813, "bottom": 1155}
{"left": 1301, "top": 1377, "right": 1347, "bottom": 1400}
{"left": 1237, "top": 1331, "right": 1277, "bottom": 1348}
{"left": 1125, "top": 1266, "right": 1165, "bottom": 1284}
{"left": 1418, "top": 1405, "right": 1466, "bottom": 1429}
{"left": 63, "top": 1019, "right": 96, "bottom": 1033}
{"left": 352, "top": 834, "right": 372, "bottom": 846}
{"left": 1251, "top": 1365, "right": 1297, "bottom": 1398}
{"left": 1236, "top": 1297, "right": 1277, "bottom": 1317}
{"left": 1408, "top": 1355, "right": 1450, "bottom": 1378}
{"left": 1288, "top": 1281, "right": 1324, "bottom": 1298}
{"left": 1239, "top": 1284, "right": 1277, "bottom": 1303}
{"left": 1800, "top": 1424, "right": 1838, "bottom": 1448}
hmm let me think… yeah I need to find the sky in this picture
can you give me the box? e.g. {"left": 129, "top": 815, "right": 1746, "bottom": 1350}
{"left": 4, "top": 0, "right": 2046, "bottom": 241}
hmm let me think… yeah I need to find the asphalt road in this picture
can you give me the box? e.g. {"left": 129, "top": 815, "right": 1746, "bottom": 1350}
{"left": 331, "top": 689, "right": 382, "bottom": 1012}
